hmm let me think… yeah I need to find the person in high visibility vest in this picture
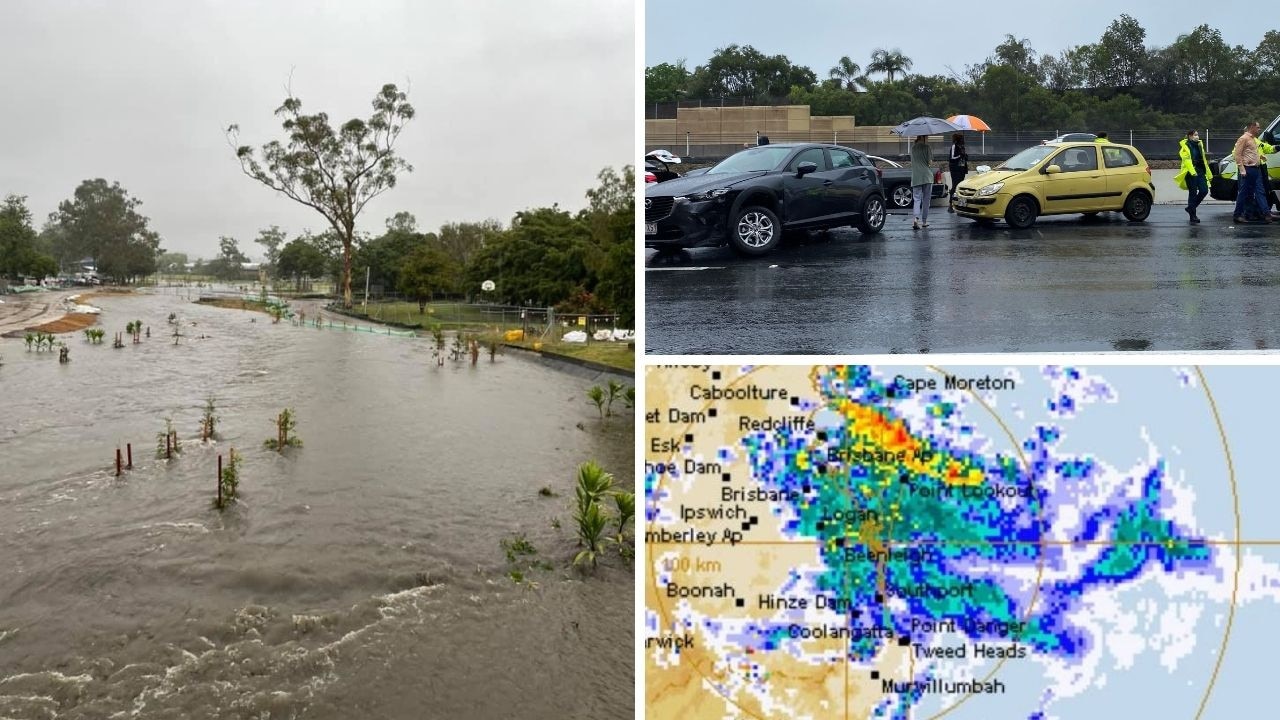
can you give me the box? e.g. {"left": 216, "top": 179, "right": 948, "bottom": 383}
{"left": 1095, "top": 132, "right": 1110, "bottom": 143}
{"left": 1176, "top": 130, "right": 1213, "bottom": 224}
{"left": 1257, "top": 135, "right": 1279, "bottom": 216}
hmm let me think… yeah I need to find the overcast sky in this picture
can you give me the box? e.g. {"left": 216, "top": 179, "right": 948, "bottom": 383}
{"left": 0, "top": 0, "right": 634, "bottom": 260}
{"left": 647, "top": 0, "right": 1262, "bottom": 83}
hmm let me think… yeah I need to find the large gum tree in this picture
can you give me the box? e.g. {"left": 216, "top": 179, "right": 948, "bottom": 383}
{"left": 227, "top": 83, "right": 414, "bottom": 307}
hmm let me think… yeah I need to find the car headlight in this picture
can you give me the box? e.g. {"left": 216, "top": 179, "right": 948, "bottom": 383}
{"left": 977, "top": 182, "right": 1004, "bottom": 196}
{"left": 683, "top": 188, "right": 730, "bottom": 202}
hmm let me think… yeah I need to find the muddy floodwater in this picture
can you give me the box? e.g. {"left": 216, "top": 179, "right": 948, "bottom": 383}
{"left": 0, "top": 291, "right": 634, "bottom": 719}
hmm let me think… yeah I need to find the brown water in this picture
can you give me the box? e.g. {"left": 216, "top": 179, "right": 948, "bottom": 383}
{"left": 0, "top": 291, "right": 634, "bottom": 719}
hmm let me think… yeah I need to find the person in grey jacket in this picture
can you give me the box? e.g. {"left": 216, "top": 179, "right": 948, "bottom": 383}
{"left": 910, "top": 135, "right": 934, "bottom": 229}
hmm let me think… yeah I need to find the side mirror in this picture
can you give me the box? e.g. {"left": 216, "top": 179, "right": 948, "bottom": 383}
{"left": 1045, "top": 165, "right": 1062, "bottom": 174}
{"left": 796, "top": 161, "right": 818, "bottom": 177}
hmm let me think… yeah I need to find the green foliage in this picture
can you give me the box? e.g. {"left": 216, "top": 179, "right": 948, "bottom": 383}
{"left": 0, "top": 195, "right": 57, "bottom": 282}
{"left": 587, "top": 385, "right": 606, "bottom": 418}
{"left": 574, "top": 461, "right": 615, "bottom": 518}
{"left": 650, "top": 23, "right": 1280, "bottom": 132}
{"left": 156, "top": 417, "right": 181, "bottom": 459}
{"left": 645, "top": 60, "right": 692, "bottom": 103}
{"left": 612, "top": 491, "right": 635, "bottom": 542}
{"left": 398, "top": 244, "right": 460, "bottom": 312}
{"left": 27, "top": 332, "right": 56, "bottom": 352}
{"left": 201, "top": 396, "right": 218, "bottom": 442}
{"left": 229, "top": 84, "right": 415, "bottom": 308}
{"left": 254, "top": 226, "right": 287, "bottom": 276}
{"left": 867, "top": 47, "right": 913, "bottom": 83}
{"left": 827, "top": 56, "right": 865, "bottom": 91}
{"left": 572, "top": 501, "right": 608, "bottom": 570}
{"left": 500, "top": 534, "right": 538, "bottom": 563}
{"left": 605, "top": 380, "right": 624, "bottom": 416}
{"left": 217, "top": 448, "right": 241, "bottom": 509}
{"left": 207, "top": 236, "right": 249, "bottom": 280}
{"left": 275, "top": 236, "right": 330, "bottom": 290}
{"left": 45, "top": 179, "right": 161, "bottom": 283}
{"left": 431, "top": 324, "right": 446, "bottom": 356}
{"left": 623, "top": 386, "right": 635, "bottom": 410}
{"left": 500, "top": 533, "right": 545, "bottom": 586}
{"left": 264, "top": 408, "right": 302, "bottom": 451}
{"left": 685, "top": 44, "right": 816, "bottom": 100}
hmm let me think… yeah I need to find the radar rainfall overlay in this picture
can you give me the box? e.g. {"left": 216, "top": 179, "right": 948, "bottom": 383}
{"left": 644, "top": 365, "right": 1280, "bottom": 720}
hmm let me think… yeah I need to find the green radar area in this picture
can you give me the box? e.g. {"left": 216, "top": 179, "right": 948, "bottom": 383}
{"left": 646, "top": 365, "right": 1260, "bottom": 720}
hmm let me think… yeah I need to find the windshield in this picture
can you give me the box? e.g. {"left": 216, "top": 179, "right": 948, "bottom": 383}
{"left": 708, "top": 146, "right": 793, "bottom": 174}
{"left": 998, "top": 145, "right": 1055, "bottom": 171}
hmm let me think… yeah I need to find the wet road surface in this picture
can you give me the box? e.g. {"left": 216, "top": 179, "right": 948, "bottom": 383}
{"left": 645, "top": 206, "right": 1280, "bottom": 353}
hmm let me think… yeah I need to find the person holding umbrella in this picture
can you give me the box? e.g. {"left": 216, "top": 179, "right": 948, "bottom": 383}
{"left": 947, "top": 133, "right": 968, "bottom": 213}
{"left": 911, "top": 135, "right": 934, "bottom": 229}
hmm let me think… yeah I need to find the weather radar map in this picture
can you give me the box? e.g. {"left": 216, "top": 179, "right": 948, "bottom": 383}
{"left": 644, "top": 365, "right": 1280, "bottom": 720}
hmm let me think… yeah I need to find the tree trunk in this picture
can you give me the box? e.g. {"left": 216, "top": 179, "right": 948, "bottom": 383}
{"left": 341, "top": 224, "right": 354, "bottom": 308}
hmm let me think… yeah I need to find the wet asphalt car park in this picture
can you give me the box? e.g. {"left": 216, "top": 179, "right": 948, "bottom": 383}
{"left": 645, "top": 205, "right": 1280, "bottom": 354}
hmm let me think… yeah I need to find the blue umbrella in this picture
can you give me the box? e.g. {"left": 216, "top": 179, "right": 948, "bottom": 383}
{"left": 890, "top": 116, "right": 963, "bottom": 137}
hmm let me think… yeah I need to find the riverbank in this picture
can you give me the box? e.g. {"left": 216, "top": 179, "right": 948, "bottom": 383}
{"left": 195, "top": 296, "right": 274, "bottom": 314}
{"left": 0, "top": 289, "right": 114, "bottom": 337}
{"left": 323, "top": 302, "right": 635, "bottom": 373}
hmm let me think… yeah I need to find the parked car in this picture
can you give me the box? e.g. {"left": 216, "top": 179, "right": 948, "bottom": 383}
{"left": 952, "top": 142, "right": 1153, "bottom": 228}
{"left": 867, "top": 155, "right": 948, "bottom": 208}
{"left": 645, "top": 149, "right": 683, "bottom": 183}
{"left": 644, "top": 143, "right": 887, "bottom": 256}
{"left": 1210, "top": 114, "right": 1280, "bottom": 201}
{"left": 1044, "top": 132, "right": 1097, "bottom": 144}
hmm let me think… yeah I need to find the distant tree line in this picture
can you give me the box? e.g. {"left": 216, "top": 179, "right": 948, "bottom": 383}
{"left": 1, "top": 180, "right": 163, "bottom": 284}
{"left": 197, "top": 165, "right": 635, "bottom": 325}
{"left": 1, "top": 163, "right": 632, "bottom": 326}
{"left": 647, "top": 17, "right": 1280, "bottom": 131}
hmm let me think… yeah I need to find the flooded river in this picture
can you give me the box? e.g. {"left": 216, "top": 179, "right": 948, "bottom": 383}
{"left": 0, "top": 291, "right": 634, "bottom": 719}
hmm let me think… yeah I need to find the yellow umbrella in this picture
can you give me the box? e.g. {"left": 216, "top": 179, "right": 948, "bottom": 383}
{"left": 947, "top": 114, "right": 992, "bottom": 153}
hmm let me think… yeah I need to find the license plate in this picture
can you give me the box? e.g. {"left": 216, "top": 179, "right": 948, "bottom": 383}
{"left": 955, "top": 198, "right": 968, "bottom": 207}
{"left": 645, "top": 223, "right": 656, "bottom": 235}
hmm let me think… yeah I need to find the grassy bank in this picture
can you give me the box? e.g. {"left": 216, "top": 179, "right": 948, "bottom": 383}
{"left": 195, "top": 297, "right": 273, "bottom": 314}
{"left": 502, "top": 337, "right": 634, "bottom": 373}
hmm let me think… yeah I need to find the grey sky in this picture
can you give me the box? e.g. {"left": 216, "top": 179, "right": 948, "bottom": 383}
{"left": 0, "top": 0, "right": 634, "bottom": 260}
{"left": 647, "top": 0, "right": 1262, "bottom": 83}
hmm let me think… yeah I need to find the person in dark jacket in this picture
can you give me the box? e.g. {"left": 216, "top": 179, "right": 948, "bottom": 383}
{"left": 947, "top": 133, "right": 967, "bottom": 213}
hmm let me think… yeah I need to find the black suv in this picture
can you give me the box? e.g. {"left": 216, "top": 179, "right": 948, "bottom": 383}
{"left": 644, "top": 143, "right": 887, "bottom": 256}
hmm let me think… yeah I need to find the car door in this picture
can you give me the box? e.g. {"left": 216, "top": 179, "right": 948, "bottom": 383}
{"left": 1101, "top": 145, "right": 1142, "bottom": 208}
{"left": 1041, "top": 145, "right": 1103, "bottom": 213}
{"left": 779, "top": 147, "right": 830, "bottom": 227}
{"left": 824, "top": 148, "right": 875, "bottom": 222}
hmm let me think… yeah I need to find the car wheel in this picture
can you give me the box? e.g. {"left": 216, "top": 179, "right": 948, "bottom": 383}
{"left": 1122, "top": 190, "right": 1151, "bottom": 222}
{"left": 728, "top": 206, "right": 781, "bottom": 255}
{"left": 1004, "top": 196, "right": 1039, "bottom": 229}
{"left": 889, "top": 184, "right": 913, "bottom": 209}
{"left": 856, "top": 194, "right": 887, "bottom": 234}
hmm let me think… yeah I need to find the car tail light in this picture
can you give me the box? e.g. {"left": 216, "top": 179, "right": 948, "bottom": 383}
{"left": 934, "top": 169, "right": 942, "bottom": 183}
{"left": 1145, "top": 165, "right": 1152, "bottom": 175}
{"left": 645, "top": 172, "right": 657, "bottom": 183}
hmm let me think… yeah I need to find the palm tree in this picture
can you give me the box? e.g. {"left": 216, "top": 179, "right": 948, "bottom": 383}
{"left": 868, "top": 48, "right": 914, "bottom": 83}
{"left": 828, "top": 56, "right": 865, "bottom": 91}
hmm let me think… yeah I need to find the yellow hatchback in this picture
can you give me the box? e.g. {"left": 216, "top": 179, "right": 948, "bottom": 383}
{"left": 953, "top": 142, "right": 1155, "bottom": 228}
